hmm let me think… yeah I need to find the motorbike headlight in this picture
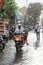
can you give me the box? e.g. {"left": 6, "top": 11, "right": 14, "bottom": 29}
{"left": 16, "top": 38, "right": 19, "bottom": 41}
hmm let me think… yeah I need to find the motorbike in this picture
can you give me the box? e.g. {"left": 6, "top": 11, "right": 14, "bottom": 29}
{"left": 0, "top": 35, "right": 6, "bottom": 51}
{"left": 2, "top": 34, "right": 8, "bottom": 43}
{"left": 9, "top": 29, "right": 14, "bottom": 40}
{"left": 0, "top": 34, "right": 8, "bottom": 51}
{"left": 13, "top": 33, "right": 25, "bottom": 52}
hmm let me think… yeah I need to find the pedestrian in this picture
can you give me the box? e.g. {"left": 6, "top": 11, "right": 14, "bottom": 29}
{"left": 24, "top": 31, "right": 29, "bottom": 45}
{"left": 35, "top": 23, "right": 41, "bottom": 41}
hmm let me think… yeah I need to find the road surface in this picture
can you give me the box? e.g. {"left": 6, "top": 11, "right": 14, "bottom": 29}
{"left": 0, "top": 30, "right": 43, "bottom": 65}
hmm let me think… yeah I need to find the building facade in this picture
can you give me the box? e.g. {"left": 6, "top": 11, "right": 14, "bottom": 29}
{"left": 0, "top": 19, "right": 9, "bottom": 35}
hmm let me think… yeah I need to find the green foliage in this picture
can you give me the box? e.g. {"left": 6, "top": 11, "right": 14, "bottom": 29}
{"left": 27, "top": 3, "right": 42, "bottom": 24}
{"left": 0, "top": 0, "right": 17, "bottom": 22}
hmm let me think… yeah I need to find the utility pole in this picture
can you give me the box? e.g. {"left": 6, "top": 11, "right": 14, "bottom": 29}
{"left": 26, "top": 0, "right": 28, "bottom": 8}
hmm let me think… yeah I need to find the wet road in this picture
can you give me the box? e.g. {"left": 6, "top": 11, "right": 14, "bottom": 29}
{"left": 0, "top": 40, "right": 35, "bottom": 65}
{"left": 0, "top": 30, "right": 42, "bottom": 65}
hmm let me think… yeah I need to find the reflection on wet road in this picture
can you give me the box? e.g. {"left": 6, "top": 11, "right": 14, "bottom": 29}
{"left": 14, "top": 50, "right": 23, "bottom": 64}
{"left": 0, "top": 40, "right": 34, "bottom": 65}
{"left": 0, "top": 40, "right": 16, "bottom": 65}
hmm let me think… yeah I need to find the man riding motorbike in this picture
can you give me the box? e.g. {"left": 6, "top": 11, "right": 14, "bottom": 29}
{"left": 14, "top": 21, "right": 28, "bottom": 45}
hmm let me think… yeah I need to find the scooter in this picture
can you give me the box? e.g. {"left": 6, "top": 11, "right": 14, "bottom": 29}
{"left": 13, "top": 33, "right": 24, "bottom": 52}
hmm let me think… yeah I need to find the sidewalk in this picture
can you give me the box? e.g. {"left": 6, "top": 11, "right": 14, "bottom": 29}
{"left": 32, "top": 40, "right": 43, "bottom": 65}
{"left": 27, "top": 29, "right": 43, "bottom": 65}
{"left": 27, "top": 29, "right": 37, "bottom": 46}
{"left": 32, "top": 29, "right": 43, "bottom": 65}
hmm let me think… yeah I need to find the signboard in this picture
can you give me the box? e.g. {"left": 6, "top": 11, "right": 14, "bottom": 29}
{"left": 0, "top": 0, "right": 2, "bottom": 9}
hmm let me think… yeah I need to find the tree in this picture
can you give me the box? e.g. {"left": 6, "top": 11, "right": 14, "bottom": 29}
{"left": 27, "top": 3, "right": 42, "bottom": 25}
{"left": 0, "top": 0, "right": 17, "bottom": 24}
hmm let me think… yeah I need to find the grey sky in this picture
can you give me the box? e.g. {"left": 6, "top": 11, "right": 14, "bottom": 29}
{"left": 15, "top": 0, "right": 43, "bottom": 8}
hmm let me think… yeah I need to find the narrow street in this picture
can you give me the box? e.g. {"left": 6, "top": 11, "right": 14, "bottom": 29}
{"left": 0, "top": 29, "right": 43, "bottom": 65}
{"left": 0, "top": 0, "right": 43, "bottom": 65}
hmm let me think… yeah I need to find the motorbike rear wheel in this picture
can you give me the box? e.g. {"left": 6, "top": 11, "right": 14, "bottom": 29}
{"left": 16, "top": 45, "right": 22, "bottom": 53}
{"left": 16, "top": 47, "right": 19, "bottom": 52}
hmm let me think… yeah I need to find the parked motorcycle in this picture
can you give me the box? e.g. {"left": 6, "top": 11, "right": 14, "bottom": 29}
{"left": 0, "top": 34, "right": 8, "bottom": 51}
{"left": 13, "top": 33, "right": 25, "bottom": 52}
{"left": 0, "top": 35, "right": 6, "bottom": 51}
{"left": 2, "top": 34, "right": 8, "bottom": 43}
